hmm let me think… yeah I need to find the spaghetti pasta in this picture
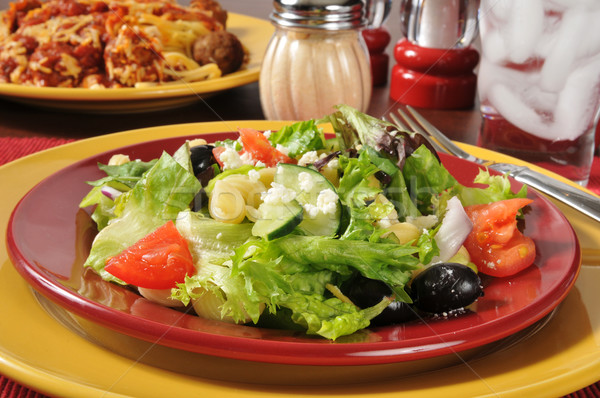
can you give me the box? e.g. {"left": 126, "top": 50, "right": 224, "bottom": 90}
{"left": 0, "top": 0, "right": 244, "bottom": 88}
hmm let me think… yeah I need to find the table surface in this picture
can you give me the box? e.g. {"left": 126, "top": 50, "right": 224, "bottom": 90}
{"left": 0, "top": 1, "right": 597, "bottom": 398}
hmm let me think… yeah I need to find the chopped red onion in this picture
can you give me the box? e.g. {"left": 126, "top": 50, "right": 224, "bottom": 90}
{"left": 431, "top": 196, "right": 473, "bottom": 264}
{"left": 101, "top": 186, "right": 122, "bottom": 200}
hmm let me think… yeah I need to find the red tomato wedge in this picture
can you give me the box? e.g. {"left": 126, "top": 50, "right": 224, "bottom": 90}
{"left": 238, "top": 128, "right": 295, "bottom": 167}
{"left": 105, "top": 220, "right": 195, "bottom": 289}
{"left": 463, "top": 198, "right": 536, "bottom": 278}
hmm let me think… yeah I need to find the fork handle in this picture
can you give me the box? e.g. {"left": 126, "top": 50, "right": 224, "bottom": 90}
{"left": 508, "top": 167, "right": 600, "bottom": 223}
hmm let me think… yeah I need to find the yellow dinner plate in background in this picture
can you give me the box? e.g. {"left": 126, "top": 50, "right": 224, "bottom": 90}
{"left": 0, "top": 13, "right": 273, "bottom": 114}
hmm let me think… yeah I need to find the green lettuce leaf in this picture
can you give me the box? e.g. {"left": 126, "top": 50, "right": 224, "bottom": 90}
{"left": 83, "top": 148, "right": 201, "bottom": 282}
{"left": 174, "top": 233, "right": 419, "bottom": 340}
{"left": 97, "top": 159, "right": 157, "bottom": 183}
{"left": 403, "top": 145, "right": 458, "bottom": 213}
{"left": 454, "top": 168, "right": 528, "bottom": 206}
{"left": 267, "top": 120, "right": 327, "bottom": 158}
{"left": 362, "top": 146, "right": 420, "bottom": 220}
{"left": 79, "top": 159, "right": 159, "bottom": 230}
{"left": 323, "top": 104, "right": 397, "bottom": 151}
{"left": 337, "top": 151, "right": 381, "bottom": 208}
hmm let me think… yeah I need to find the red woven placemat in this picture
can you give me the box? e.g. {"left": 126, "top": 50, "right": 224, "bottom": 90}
{"left": 0, "top": 136, "right": 598, "bottom": 398}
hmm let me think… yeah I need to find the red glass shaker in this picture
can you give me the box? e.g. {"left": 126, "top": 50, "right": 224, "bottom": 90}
{"left": 390, "top": 0, "right": 480, "bottom": 109}
{"left": 361, "top": 0, "right": 393, "bottom": 86}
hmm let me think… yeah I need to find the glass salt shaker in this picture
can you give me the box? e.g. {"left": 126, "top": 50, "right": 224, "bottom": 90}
{"left": 259, "top": 0, "right": 372, "bottom": 121}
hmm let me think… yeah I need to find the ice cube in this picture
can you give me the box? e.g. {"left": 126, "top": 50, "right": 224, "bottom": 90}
{"left": 540, "top": 6, "right": 589, "bottom": 92}
{"left": 476, "top": 58, "right": 496, "bottom": 101}
{"left": 478, "top": 58, "right": 530, "bottom": 102}
{"left": 576, "top": 9, "right": 600, "bottom": 58}
{"left": 481, "top": 0, "right": 512, "bottom": 23}
{"left": 488, "top": 83, "right": 550, "bottom": 139}
{"left": 534, "top": 12, "right": 561, "bottom": 59}
{"left": 521, "top": 82, "right": 558, "bottom": 114}
{"left": 482, "top": 30, "right": 508, "bottom": 64}
{"left": 546, "top": 0, "right": 598, "bottom": 10}
{"left": 506, "top": 0, "right": 544, "bottom": 64}
{"left": 554, "top": 57, "right": 600, "bottom": 141}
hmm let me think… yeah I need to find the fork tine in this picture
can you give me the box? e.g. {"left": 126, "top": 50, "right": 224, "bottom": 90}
{"left": 405, "top": 106, "right": 457, "bottom": 152}
{"left": 386, "top": 112, "right": 411, "bottom": 131}
{"left": 404, "top": 105, "right": 478, "bottom": 162}
{"left": 387, "top": 107, "right": 449, "bottom": 155}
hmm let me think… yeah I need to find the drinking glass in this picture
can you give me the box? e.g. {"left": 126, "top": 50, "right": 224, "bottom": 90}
{"left": 477, "top": 0, "right": 600, "bottom": 186}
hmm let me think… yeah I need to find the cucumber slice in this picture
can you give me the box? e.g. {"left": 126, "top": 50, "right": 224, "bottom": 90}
{"left": 252, "top": 200, "right": 303, "bottom": 240}
{"left": 274, "top": 163, "right": 341, "bottom": 236}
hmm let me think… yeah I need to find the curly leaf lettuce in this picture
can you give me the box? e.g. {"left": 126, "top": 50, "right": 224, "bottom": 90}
{"left": 453, "top": 169, "right": 528, "bottom": 206}
{"left": 174, "top": 234, "right": 420, "bottom": 340}
{"left": 83, "top": 148, "right": 201, "bottom": 283}
{"left": 267, "top": 120, "right": 327, "bottom": 158}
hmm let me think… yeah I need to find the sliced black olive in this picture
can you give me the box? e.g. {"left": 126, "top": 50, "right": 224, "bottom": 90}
{"left": 195, "top": 164, "right": 215, "bottom": 187}
{"left": 343, "top": 276, "right": 416, "bottom": 326}
{"left": 190, "top": 144, "right": 215, "bottom": 176}
{"left": 409, "top": 263, "right": 483, "bottom": 314}
{"left": 192, "top": 189, "right": 209, "bottom": 211}
{"left": 374, "top": 170, "right": 392, "bottom": 185}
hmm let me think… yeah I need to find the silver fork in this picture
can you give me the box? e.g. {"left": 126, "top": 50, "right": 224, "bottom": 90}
{"left": 387, "top": 105, "right": 600, "bottom": 223}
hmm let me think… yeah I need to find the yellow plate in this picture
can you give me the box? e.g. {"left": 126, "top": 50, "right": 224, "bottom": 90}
{"left": 1, "top": 121, "right": 599, "bottom": 398}
{"left": 0, "top": 13, "right": 273, "bottom": 114}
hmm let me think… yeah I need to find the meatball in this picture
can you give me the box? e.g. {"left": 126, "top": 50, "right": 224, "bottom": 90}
{"left": 192, "top": 30, "right": 244, "bottom": 75}
{"left": 190, "top": 0, "right": 228, "bottom": 28}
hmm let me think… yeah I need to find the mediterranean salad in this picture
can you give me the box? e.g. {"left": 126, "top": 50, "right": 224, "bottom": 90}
{"left": 79, "top": 105, "right": 536, "bottom": 340}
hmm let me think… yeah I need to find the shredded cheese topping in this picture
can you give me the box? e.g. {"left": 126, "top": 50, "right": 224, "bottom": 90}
{"left": 0, "top": 0, "right": 235, "bottom": 88}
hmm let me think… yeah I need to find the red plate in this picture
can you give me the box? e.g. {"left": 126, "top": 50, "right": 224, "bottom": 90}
{"left": 6, "top": 133, "right": 581, "bottom": 366}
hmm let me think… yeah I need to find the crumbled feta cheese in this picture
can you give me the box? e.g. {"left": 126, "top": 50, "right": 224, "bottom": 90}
{"left": 298, "top": 151, "right": 319, "bottom": 167}
{"left": 220, "top": 146, "right": 244, "bottom": 170}
{"left": 275, "top": 144, "right": 289, "bottom": 156}
{"left": 378, "top": 218, "right": 393, "bottom": 229}
{"left": 221, "top": 145, "right": 258, "bottom": 170}
{"left": 317, "top": 189, "right": 338, "bottom": 214}
{"left": 298, "top": 172, "right": 314, "bottom": 192}
{"left": 304, "top": 204, "right": 319, "bottom": 218}
{"left": 263, "top": 130, "right": 272, "bottom": 139}
{"left": 304, "top": 189, "right": 338, "bottom": 218}
{"left": 327, "top": 158, "right": 339, "bottom": 169}
{"left": 248, "top": 169, "right": 260, "bottom": 182}
{"left": 239, "top": 151, "right": 254, "bottom": 165}
{"left": 255, "top": 161, "right": 266, "bottom": 168}
{"left": 261, "top": 183, "right": 297, "bottom": 205}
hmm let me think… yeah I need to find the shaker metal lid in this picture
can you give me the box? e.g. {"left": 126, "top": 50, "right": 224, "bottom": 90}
{"left": 271, "top": 0, "right": 366, "bottom": 30}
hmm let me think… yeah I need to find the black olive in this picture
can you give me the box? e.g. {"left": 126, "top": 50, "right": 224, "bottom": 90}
{"left": 190, "top": 144, "right": 215, "bottom": 176}
{"left": 343, "top": 276, "right": 416, "bottom": 326}
{"left": 192, "top": 188, "right": 209, "bottom": 211}
{"left": 409, "top": 263, "right": 483, "bottom": 314}
{"left": 195, "top": 164, "right": 215, "bottom": 187}
{"left": 371, "top": 299, "right": 415, "bottom": 326}
{"left": 374, "top": 170, "right": 392, "bottom": 185}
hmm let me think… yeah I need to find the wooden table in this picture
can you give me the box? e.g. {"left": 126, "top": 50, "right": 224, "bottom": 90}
{"left": 0, "top": 0, "right": 481, "bottom": 145}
